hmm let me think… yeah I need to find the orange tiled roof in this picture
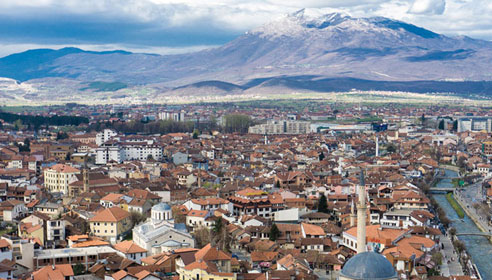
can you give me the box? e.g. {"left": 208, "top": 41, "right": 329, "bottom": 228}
{"left": 89, "top": 206, "right": 130, "bottom": 222}
{"left": 113, "top": 240, "right": 147, "bottom": 254}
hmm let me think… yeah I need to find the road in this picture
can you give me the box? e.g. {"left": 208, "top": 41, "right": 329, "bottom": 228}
{"left": 439, "top": 232, "right": 464, "bottom": 277}
{"left": 455, "top": 182, "right": 492, "bottom": 234}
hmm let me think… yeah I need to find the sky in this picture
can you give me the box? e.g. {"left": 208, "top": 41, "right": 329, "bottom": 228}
{"left": 0, "top": 0, "right": 491, "bottom": 57}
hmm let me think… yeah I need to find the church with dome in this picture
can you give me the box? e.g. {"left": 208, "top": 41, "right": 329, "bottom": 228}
{"left": 339, "top": 172, "right": 398, "bottom": 280}
{"left": 132, "top": 202, "right": 195, "bottom": 255}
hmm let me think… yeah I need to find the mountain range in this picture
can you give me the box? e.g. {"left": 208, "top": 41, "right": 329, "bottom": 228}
{"left": 1, "top": 10, "right": 492, "bottom": 103}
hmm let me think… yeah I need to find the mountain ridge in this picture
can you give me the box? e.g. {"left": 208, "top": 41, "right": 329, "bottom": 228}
{"left": 1, "top": 11, "right": 492, "bottom": 102}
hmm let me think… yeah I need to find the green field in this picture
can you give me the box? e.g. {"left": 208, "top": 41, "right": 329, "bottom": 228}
{"left": 81, "top": 81, "right": 127, "bottom": 92}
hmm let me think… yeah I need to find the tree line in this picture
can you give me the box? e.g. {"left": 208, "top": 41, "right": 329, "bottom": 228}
{"left": 0, "top": 111, "right": 89, "bottom": 128}
{"left": 88, "top": 114, "right": 254, "bottom": 135}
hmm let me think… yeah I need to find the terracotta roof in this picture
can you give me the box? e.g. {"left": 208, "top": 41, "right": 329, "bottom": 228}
{"left": 72, "top": 239, "right": 110, "bottom": 248}
{"left": 114, "top": 240, "right": 147, "bottom": 254}
{"left": 32, "top": 264, "right": 74, "bottom": 280}
{"left": 301, "top": 223, "right": 325, "bottom": 236}
{"left": 89, "top": 206, "right": 130, "bottom": 222}
{"left": 47, "top": 164, "right": 80, "bottom": 173}
{"left": 195, "top": 243, "right": 232, "bottom": 261}
{"left": 187, "top": 210, "right": 208, "bottom": 218}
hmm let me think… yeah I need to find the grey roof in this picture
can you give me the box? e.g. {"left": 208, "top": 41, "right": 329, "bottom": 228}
{"left": 340, "top": 252, "right": 397, "bottom": 280}
{"left": 152, "top": 202, "right": 171, "bottom": 211}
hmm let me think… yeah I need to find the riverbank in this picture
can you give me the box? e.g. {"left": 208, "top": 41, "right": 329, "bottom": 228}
{"left": 454, "top": 191, "right": 491, "bottom": 237}
{"left": 446, "top": 193, "right": 465, "bottom": 219}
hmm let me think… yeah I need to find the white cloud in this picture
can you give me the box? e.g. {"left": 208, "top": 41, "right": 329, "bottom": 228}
{"left": 0, "top": 0, "right": 491, "bottom": 57}
{"left": 408, "top": 0, "right": 446, "bottom": 15}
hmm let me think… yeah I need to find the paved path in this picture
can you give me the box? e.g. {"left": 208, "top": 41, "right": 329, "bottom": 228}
{"left": 439, "top": 233, "right": 464, "bottom": 277}
{"left": 455, "top": 184, "right": 492, "bottom": 234}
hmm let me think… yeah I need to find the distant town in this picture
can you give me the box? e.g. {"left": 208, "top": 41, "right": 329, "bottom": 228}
{"left": 0, "top": 100, "right": 492, "bottom": 280}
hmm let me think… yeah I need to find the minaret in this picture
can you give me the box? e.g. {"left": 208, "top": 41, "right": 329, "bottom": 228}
{"left": 264, "top": 134, "right": 268, "bottom": 145}
{"left": 356, "top": 170, "right": 367, "bottom": 254}
{"left": 375, "top": 135, "right": 379, "bottom": 157}
{"left": 350, "top": 199, "right": 356, "bottom": 227}
{"left": 197, "top": 169, "right": 202, "bottom": 188}
{"left": 83, "top": 168, "right": 89, "bottom": 193}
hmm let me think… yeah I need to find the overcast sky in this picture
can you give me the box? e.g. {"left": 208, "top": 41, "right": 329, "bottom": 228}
{"left": 0, "top": 0, "right": 490, "bottom": 57}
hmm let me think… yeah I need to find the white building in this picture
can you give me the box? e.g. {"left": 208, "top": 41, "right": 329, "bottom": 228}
{"left": 159, "top": 111, "right": 185, "bottom": 122}
{"left": 96, "top": 140, "right": 163, "bottom": 164}
{"left": 183, "top": 198, "right": 232, "bottom": 212}
{"left": 47, "top": 220, "right": 66, "bottom": 243}
{"left": 248, "top": 120, "right": 310, "bottom": 135}
{"left": 0, "top": 200, "right": 27, "bottom": 221}
{"left": 457, "top": 117, "right": 492, "bottom": 133}
{"left": 96, "top": 129, "right": 118, "bottom": 146}
{"left": 113, "top": 240, "right": 148, "bottom": 264}
{"left": 133, "top": 203, "right": 195, "bottom": 255}
{"left": 43, "top": 164, "right": 80, "bottom": 194}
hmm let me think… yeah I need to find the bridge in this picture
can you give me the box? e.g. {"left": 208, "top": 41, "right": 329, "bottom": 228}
{"left": 429, "top": 187, "right": 455, "bottom": 193}
{"left": 436, "top": 175, "right": 460, "bottom": 179}
{"left": 456, "top": 232, "right": 492, "bottom": 237}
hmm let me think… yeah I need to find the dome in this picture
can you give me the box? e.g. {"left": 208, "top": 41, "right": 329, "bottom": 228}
{"left": 340, "top": 252, "right": 397, "bottom": 280}
{"left": 152, "top": 202, "right": 171, "bottom": 211}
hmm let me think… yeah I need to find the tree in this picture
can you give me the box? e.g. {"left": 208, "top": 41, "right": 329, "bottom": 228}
{"left": 13, "top": 119, "right": 23, "bottom": 131}
{"left": 194, "top": 226, "right": 211, "bottom": 248}
{"left": 129, "top": 211, "right": 147, "bottom": 228}
{"left": 172, "top": 206, "right": 186, "bottom": 224}
{"left": 431, "top": 252, "right": 443, "bottom": 266}
{"left": 193, "top": 129, "right": 199, "bottom": 139}
{"left": 65, "top": 152, "right": 71, "bottom": 161}
{"left": 386, "top": 143, "right": 397, "bottom": 154}
{"left": 276, "top": 180, "right": 281, "bottom": 189}
{"left": 80, "top": 220, "right": 90, "bottom": 234}
{"left": 449, "top": 227, "right": 457, "bottom": 240}
{"left": 57, "top": 131, "right": 69, "bottom": 140}
{"left": 438, "top": 119, "right": 445, "bottom": 130}
{"left": 452, "top": 120, "right": 458, "bottom": 131}
{"left": 212, "top": 217, "right": 223, "bottom": 234}
{"left": 319, "top": 152, "right": 325, "bottom": 161}
{"left": 456, "top": 156, "right": 467, "bottom": 170}
{"left": 421, "top": 114, "right": 426, "bottom": 125}
{"left": 453, "top": 240, "right": 466, "bottom": 254}
{"left": 224, "top": 114, "right": 253, "bottom": 133}
{"left": 318, "top": 194, "right": 328, "bottom": 214}
{"left": 73, "top": 263, "right": 85, "bottom": 275}
{"left": 269, "top": 223, "right": 280, "bottom": 241}
{"left": 17, "top": 138, "right": 31, "bottom": 152}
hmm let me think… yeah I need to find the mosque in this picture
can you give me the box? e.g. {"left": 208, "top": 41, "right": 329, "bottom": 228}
{"left": 339, "top": 172, "right": 398, "bottom": 280}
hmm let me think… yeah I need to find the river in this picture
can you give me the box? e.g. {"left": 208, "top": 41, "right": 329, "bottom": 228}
{"left": 432, "top": 169, "right": 492, "bottom": 279}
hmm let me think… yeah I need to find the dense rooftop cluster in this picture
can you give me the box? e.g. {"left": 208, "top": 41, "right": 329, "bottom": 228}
{"left": 0, "top": 102, "right": 491, "bottom": 280}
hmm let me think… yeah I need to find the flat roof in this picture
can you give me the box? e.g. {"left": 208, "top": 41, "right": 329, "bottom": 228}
{"left": 34, "top": 246, "right": 118, "bottom": 259}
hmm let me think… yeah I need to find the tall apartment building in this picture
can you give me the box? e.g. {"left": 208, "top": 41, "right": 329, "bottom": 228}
{"left": 159, "top": 111, "right": 185, "bottom": 122}
{"left": 96, "top": 140, "right": 163, "bottom": 164}
{"left": 248, "top": 120, "right": 310, "bottom": 134}
{"left": 96, "top": 129, "right": 118, "bottom": 146}
{"left": 457, "top": 117, "right": 492, "bottom": 132}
